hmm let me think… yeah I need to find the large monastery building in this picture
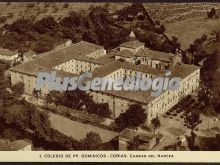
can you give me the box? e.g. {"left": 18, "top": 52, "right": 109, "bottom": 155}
{"left": 9, "top": 39, "right": 200, "bottom": 122}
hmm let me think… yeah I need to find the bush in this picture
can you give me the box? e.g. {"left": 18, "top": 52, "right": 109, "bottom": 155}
{"left": 207, "top": 8, "right": 217, "bottom": 19}
{"left": 0, "top": 16, "right": 7, "bottom": 24}
{"left": 166, "top": 112, "right": 171, "bottom": 116}
{"left": 26, "top": 3, "right": 35, "bottom": 8}
{"left": 63, "top": 3, "right": 69, "bottom": 8}
{"left": 2, "top": 128, "right": 23, "bottom": 141}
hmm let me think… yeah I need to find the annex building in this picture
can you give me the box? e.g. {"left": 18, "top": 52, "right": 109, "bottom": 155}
{"left": 9, "top": 39, "right": 200, "bottom": 123}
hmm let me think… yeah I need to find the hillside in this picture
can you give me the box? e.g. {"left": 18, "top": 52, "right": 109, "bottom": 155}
{"left": 0, "top": 3, "right": 180, "bottom": 55}
{"left": 0, "top": 2, "right": 219, "bottom": 54}
{"left": 0, "top": 2, "right": 219, "bottom": 25}
{"left": 144, "top": 3, "right": 220, "bottom": 24}
{"left": 0, "top": 2, "right": 129, "bottom": 25}
{"left": 165, "top": 17, "right": 220, "bottom": 50}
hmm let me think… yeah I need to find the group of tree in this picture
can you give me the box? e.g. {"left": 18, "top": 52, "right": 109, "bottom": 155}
{"left": 0, "top": 63, "right": 13, "bottom": 110}
{"left": 0, "top": 5, "right": 132, "bottom": 53}
{"left": 186, "top": 128, "right": 220, "bottom": 151}
{"left": 80, "top": 131, "right": 102, "bottom": 150}
{"left": 135, "top": 28, "right": 181, "bottom": 54}
{"left": 151, "top": 115, "right": 161, "bottom": 135}
{"left": 0, "top": 3, "right": 179, "bottom": 55}
{"left": 184, "top": 28, "right": 220, "bottom": 115}
{"left": 44, "top": 89, "right": 112, "bottom": 118}
{"left": 201, "top": 50, "right": 219, "bottom": 81}
{"left": 115, "top": 3, "right": 148, "bottom": 21}
{"left": 0, "top": 67, "right": 105, "bottom": 150}
{"left": 0, "top": 90, "right": 105, "bottom": 150}
{"left": 186, "top": 34, "right": 208, "bottom": 65}
{"left": 117, "top": 4, "right": 180, "bottom": 54}
{"left": 115, "top": 104, "right": 147, "bottom": 131}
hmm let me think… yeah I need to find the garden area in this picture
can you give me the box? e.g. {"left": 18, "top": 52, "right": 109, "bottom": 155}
{"left": 42, "top": 104, "right": 115, "bottom": 131}
{"left": 162, "top": 95, "right": 205, "bottom": 129}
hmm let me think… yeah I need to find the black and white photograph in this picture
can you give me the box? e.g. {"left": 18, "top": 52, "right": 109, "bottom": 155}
{"left": 0, "top": 1, "right": 220, "bottom": 154}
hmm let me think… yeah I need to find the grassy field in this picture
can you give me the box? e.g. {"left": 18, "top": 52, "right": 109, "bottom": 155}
{"left": 165, "top": 17, "right": 220, "bottom": 50}
{"left": 49, "top": 112, "right": 118, "bottom": 143}
{"left": 144, "top": 3, "right": 220, "bottom": 23}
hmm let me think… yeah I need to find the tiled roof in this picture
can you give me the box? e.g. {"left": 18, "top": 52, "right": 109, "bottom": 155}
{"left": 95, "top": 52, "right": 116, "bottom": 64}
{"left": 10, "top": 41, "right": 105, "bottom": 76}
{"left": 115, "top": 49, "right": 136, "bottom": 58}
{"left": 92, "top": 61, "right": 122, "bottom": 78}
{"left": 170, "top": 63, "right": 200, "bottom": 79}
{"left": 92, "top": 61, "right": 164, "bottom": 78}
{"left": 102, "top": 90, "right": 155, "bottom": 104}
{"left": 121, "top": 62, "right": 164, "bottom": 75}
{"left": 137, "top": 48, "right": 174, "bottom": 62}
{"left": 92, "top": 63, "right": 199, "bottom": 104}
{"left": 120, "top": 40, "right": 144, "bottom": 49}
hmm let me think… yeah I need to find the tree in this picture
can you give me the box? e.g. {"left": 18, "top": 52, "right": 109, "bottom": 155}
{"left": 46, "top": 91, "right": 64, "bottom": 110}
{"left": 115, "top": 104, "right": 147, "bottom": 130}
{"left": 184, "top": 111, "right": 201, "bottom": 130}
{"left": 159, "top": 24, "right": 166, "bottom": 34}
{"left": 151, "top": 116, "right": 161, "bottom": 134}
{"left": 11, "top": 82, "right": 24, "bottom": 98}
{"left": 60, "top": 12, "right": 82, "bottom": 28}
{"left": 97, "top": 103, "right": 111, "bottom": 118}
{"left": 170, "top": 36, "right": 181, "bottom": 53}
{"left": 45, "top": 92, "right": 53, "bottom": 108}
{"left": 126, "top": 104, "right": 147, "bottom": 127}
{"left": 32, "top": 89, "right": 41, "bottom": 104}
{"left": 198, "top": 84, "right": 214, "bottom": 105}
{"left": 63, "top": 3, "right": 69, "bottom": 8}
{"left": 0, "top": 16, "right": 7, "bottom": 24}
{"left": 34, "top": 16, "right": 59, "bottom": 34}
{"left": 201, "top": 34, "right": 207, "bottom": 42}
{"left": 212, "top": 30, "right": 220, "bottom": 41}
{"left": 7, "top": 19, "right": 33, "bottom": 35}
{"left": 207, "top": 8, "right": 217, "bottom": 18}
{"left": 63, "top": 89, "right": 90, "bottom": 110}
{"left": 187, "top": 129, "right": 197, "bottom": 150}
{"left": 80, "top": 132, "right": 102, "bottom": 150}
{"left": 202, "top": 105, "right": 216, "bottom": 130}
{"left": 33, "top": 39, "right": 54, "bottom": 53}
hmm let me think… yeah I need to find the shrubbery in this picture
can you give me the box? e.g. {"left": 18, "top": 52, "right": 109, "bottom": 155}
{"left": 115, "top": 104, "right": 147, "bottom": 131}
